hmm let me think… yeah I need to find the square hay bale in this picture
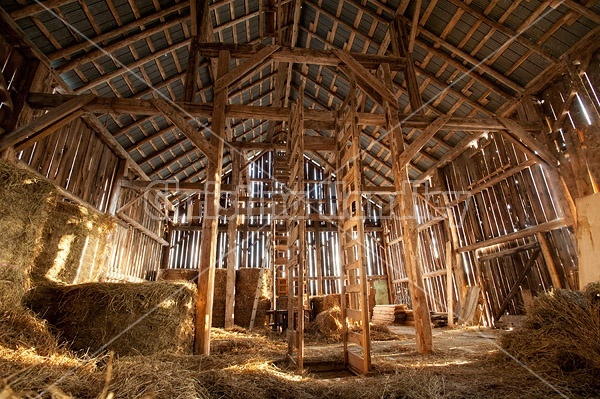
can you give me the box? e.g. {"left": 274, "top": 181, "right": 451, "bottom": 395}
{"left": 234, "top": 268, "right": 271, "bottom": 329}
{"left": 212, "top": 268, "right": 227, "bottom": 328}
{"left": 0, "top": 161, "right": 55, "bottom": 283}
{"left": 32, "top": 201, "right": 114, "bottom": 285}
{"left": 24, "top": 281, "right": 196, "bottom": 356}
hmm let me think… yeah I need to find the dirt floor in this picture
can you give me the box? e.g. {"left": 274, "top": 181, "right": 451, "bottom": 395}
{"left": 298, "top": 325, "right": 592, "bottom": 399}
{"left": 1, "top": 325, "right": 594, "bottom": 398}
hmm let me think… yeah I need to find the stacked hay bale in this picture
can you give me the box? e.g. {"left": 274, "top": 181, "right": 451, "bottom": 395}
{"left": 310, "top": 293, "right": 341, "bottom": 319}
{"left": 31, "top": 201, "right": 114, "bottom": 285}
{"left": 0, "top": 162, "right": 60, "bottom": 356}
{"left": 501, "top": 284, "right": 600, "bottom": 394}
{"left": 25, "top": 281, "right": 196, "bottom": 356}
{"left": 212, "top": 268, "right": 228, "bottom": 328}
{"left": 234, "top": 268, "right": 271, "bottom": 329}
{"left": 0, "top": 161, "right": 55, "bottom": 281}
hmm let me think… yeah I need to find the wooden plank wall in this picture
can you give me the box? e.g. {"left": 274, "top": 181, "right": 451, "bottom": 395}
{"left": 164, "top": 151, "right": 388, "bottom": 295}
{"left": 440, "top": 132, "right": 576, "bottom": 324}
{"left": 106, "top": 187, "right": 166, "bottom": 281}
{"left": 384, "top": 194, "right": 453, "bottom": 313}
{"left": 7, "top": 58, "right": 166, "bottom": 282}
{"left": 14, "top": 71, "right": 120, "bottom": 211}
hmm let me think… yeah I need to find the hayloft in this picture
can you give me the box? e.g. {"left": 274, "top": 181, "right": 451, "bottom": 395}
{"left": 0, "top": 0, "right": 599, "bottom": 397}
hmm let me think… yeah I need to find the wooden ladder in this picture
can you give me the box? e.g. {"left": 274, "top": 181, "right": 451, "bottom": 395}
{"left": 286, "top": 99, "right": 308, "bottom": 370}
{"left": 336, "top": 86, "right": 371, "bottom": 375}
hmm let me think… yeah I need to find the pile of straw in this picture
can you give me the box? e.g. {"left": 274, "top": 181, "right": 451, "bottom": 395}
{"left": 501, "top": 283, "right": 600, "bottom": 394}
{"left": 307, "top": 306, "right": 344, "bottom": 342}
{"left": 0, "top": 264, "right": 59, "bottom": 357}
{"left": 24, "top": 281, "right": 196, "bottom": 356}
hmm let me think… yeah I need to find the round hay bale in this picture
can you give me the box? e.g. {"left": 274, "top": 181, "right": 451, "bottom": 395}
{"left": 24, "top": 281, "right": 197, "bottom": 356}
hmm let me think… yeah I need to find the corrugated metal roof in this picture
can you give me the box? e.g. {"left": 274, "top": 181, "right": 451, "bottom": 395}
{"left": 1, "top": 0, "right": 597, "bottom": 183}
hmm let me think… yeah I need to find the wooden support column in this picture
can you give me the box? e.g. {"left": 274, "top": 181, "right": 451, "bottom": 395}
{"left": 225, "top": 151, "right": 241, "bottom": 328}
{"left": 382, "top": 63, "right": 433, "bottom": 354}
{"left": 445, "top": 241, "right": 454, "bottom": 327}
{"left": 183, "top": 0, "right": 211, "bottom": 102}
{"left": 194, "top": 50, "right": 229, "bottom": 355}
{"left": 314, "top": 223, "right": 324, "bottom": 296}
{"left": 392, "top": 16, "right": 424, "bottom": 114}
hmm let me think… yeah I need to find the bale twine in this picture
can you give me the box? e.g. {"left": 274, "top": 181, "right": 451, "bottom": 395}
{"left": 24, "top": 281, "right": 196, "bottom": 356}
{"left": 501, "top": 283, "right": 600, "bottom": 393}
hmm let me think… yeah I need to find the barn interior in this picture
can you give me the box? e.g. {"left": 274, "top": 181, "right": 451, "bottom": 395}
{"left": 0, "top": 0, "right": 599, "bottom": 397}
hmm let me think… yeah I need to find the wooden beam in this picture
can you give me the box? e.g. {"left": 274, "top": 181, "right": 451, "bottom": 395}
{"left": 118, "top": 213, "right": 169, "bottom": 246}
{"left": 151, "top": 98, "right": 218, "bottom": 164}
{"left": 10, "top": 0, "right": 75, "bottom": 20}
{"left": 382, "top": 63, "right": 432, "bottom": 354}
{"left": 194, "top": 50, "right": 229, "bottom": 356}
{"left": 408, "top": 0, "right": 421, "bottom": 53}
{"left": 536, "top": 232, "right": 563, "bottom": 289}
{"left": 26, "top": 93, "right": 544, "bottom": 131}
{"left": 56, "top": 18, "right": 189, "bottom": 74}
{"left": 0, "top": 94, "right": 94, "bottom": 150}
{"left": 498, "top": 117, "right": 558, "bottom": 167}
{"left": 81, "top": 114, "right": 151, "bottom": 180}
{"left": 457, "top": 218, "right": 568, "bottom": 253}
{"left": 334, "top": 49, "right": 398, "bottom": 107}
{"left": 477, "top": 242, "right": 540, "bottom": 262}
{"left": 225, "top": 151, "right": 241, "bottom": 328}
{"left": 196, "top": 43, "right": 407, "bottom": 70}
{"left": 396, "top": 115, "right": 450, "bottom": 168}
{"left": 563, "top": 0, "right": 600, "bottom": 24}
{"left": 49, "top": 4, "right": 189, "bottom": 61}
{"left": 215, "top": 45, "right": 279, "bottom": 91}
{"left": 493, "top": 248, "right": 541, "bottom": 322}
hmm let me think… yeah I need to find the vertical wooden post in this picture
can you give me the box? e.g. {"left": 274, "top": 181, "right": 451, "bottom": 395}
{"left": 225, "top": 151, "right": 241, "bottom": 328}
{"left": 194, "top": 50, "right": 229, "bottom": 355}
{"left": 314, "top": 223, "right": 324, "bottom": 296}
{"left": 381, "top": 63, "right": 433, "bottom": 354}
{"left": 445, "top": 241, "right": 454, "bottom": 326}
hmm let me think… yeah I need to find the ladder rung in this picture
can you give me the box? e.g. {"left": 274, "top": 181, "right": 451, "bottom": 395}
{"left": 345, "top": 260, "right": 361, "bottom": 271}
{"left": 347, "top": 331, "right": 362, "bottom": 346}
{"left": 346, "top": 283, "right": 361, "bottom": 293}
{"left": 343, "top": 219, "right": 359, "bottom": 231}
{"left": 346, "top": 308, "right": 362, "bottom": 322}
